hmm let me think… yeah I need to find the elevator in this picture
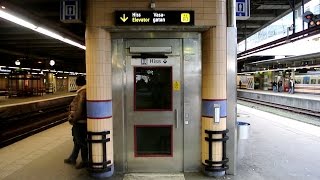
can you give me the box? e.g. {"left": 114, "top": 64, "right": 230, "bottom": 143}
{"left": 111, "top": 33, "right": 202, "bottom": 173}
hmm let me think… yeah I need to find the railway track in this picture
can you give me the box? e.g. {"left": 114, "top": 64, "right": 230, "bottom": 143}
{"left": 0, "top": 105, "right": 69, "bottom": 148}
{"left": 237, "top": 97, "right": 320, "bottom": 118}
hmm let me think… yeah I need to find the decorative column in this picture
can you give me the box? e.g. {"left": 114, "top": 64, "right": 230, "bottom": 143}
{"left": 45, "top": 72, "right": 54, "bottom": 93}
{"left": 201, "top": 0, "right": 229, "bottom": 177}
{"left": 85, "top": 27, "right": 114, "bottom": 178}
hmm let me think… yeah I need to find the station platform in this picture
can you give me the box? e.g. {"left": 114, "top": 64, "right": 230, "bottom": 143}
{"left": 237, "top": 89, "right": 320, "bottom": 113}
{"left": 0, "top": 92, "right": 76, "bottom": 107}
{"left": 1, "top": 104, "right": 320, "bottom": 180}
{"left": 237, "top": 89, "right": 320, "bottom": 100}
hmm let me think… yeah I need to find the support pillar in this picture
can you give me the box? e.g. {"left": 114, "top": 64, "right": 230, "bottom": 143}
{"left": 85, "top": 27, "right": 114, "bottom": 178}
{"left": 45, "top": 72, "right": 54, "bottom": 93}
{"left": 201, "top": 0, "right": 229, "bottom": 177}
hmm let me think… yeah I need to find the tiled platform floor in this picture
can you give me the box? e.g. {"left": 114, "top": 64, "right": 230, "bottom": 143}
{"left": 1, "top": 104, "right": 320, "bottom": 180}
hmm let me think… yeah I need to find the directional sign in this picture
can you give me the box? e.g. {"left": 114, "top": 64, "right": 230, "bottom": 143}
{"left": 115, "top": 11, "right": 194, "bottom": 26}
{"left": 236, "top": 0, "right": 250, "bottom": 20}
{"left": 60, "top": 0, "right": 82, "bottom": 23}
{"left": 131, "top": 57, "right": 176, "bottom": 66}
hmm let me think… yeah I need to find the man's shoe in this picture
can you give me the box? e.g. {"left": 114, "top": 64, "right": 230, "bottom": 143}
{"left": 75, "top": 162, "right": 87, "bottom": 169}
{"left": 64, "top": 159, "right": 76, "bottom": 165}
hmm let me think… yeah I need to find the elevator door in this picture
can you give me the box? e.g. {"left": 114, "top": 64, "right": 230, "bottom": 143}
{"left": 125, "top": 39, "right": 183, "bottom": 172}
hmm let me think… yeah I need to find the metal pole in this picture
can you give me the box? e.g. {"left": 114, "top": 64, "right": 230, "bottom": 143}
{"left": 227, "top": 0, "right": 236, "bottom": 27}
{"left": 245, "top": 22, "right": 247, "bottom": 50}
{"left": 291, "top": 0, "right": 296, "bottom": 33}
{"left": 293, "top": 0, "right": 296, "bottom": 33}
{"left": 302, "top": 0, "right": 305, "bottom": 30}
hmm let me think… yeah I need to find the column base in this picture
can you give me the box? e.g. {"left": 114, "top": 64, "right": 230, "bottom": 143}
{"left": 89, "top": 164, "right": 114, "bottom": 178}
{"left": 202, "top": 165, "right": 226, "bottom": 177}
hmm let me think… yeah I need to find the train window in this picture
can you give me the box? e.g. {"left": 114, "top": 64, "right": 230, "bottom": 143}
{"left": 135, "top": 125, "right": 172, "bottom": 157}
{"left": 311, "top": 79, "right": 317, "bottom": 84}
{"left": 303, "top": 77, "right": 310, "bottom": 84}
{"left": 134, "top": 67, "right": 172, "bottom": 111}
{"left": 318, "top": 79, "right": 320, "bottom": 84}
{"left": 295, "top": 79, "right": 301, "bottom": 84}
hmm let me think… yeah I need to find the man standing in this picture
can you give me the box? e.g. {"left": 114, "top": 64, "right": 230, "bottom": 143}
{"left": 65, "top": 76, "right": 88, "bottom": 169}
{"left": 289, "top": 79, "right": 295, "bottom": 94}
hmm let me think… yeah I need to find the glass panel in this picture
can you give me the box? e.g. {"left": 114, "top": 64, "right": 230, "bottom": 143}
{"left": 311, "top": 79, "right": 317, "bottom": 84}
{"left": 134, "top": 67, "right": 172, "bottom": 111}
{"left": 135, "top": 125, "right": 172, "bottom": 156}
{"left": 303, "top": 76, "right": 310, "bottom": 84}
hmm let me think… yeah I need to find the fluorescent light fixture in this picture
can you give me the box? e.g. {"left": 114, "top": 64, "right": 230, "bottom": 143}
{"left": 0, "top": 69, "right": 10, "bottom": 73}
{"left": 0, "top": 10, "right": 37, "bottom": 29}
{"left": 35, "top": 27, "right": 64, "bottom": 41}
{"left": 62, "top": 38, "right": 85, "bottom": 49}
{"left": 0, "top": 9, "right": 85, "bottom": 50}
{"left": 8, "top": 66, "right": 19, "bottom": 69}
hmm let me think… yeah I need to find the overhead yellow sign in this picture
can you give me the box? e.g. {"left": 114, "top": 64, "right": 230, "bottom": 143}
{"left": 181, "top": 13, "right": 190, "bottom": 23}
{"left": 173, "top": 81, "right": 180, "bottom": 91}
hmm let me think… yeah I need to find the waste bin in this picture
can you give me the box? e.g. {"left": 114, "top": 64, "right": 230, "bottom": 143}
{"left": 237, "top": 121, "right": 250, "bottom": 139}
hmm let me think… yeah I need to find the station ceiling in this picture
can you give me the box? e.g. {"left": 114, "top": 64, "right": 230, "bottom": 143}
{"left": 0, "top": 0, "right": 301, "bottom": 73}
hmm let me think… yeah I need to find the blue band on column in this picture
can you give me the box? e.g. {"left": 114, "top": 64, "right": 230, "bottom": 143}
{"left": 87, "top": 100, "right": 112, "bottom": 119}
{"left": 202, "top": 99, "right": 227, "bottom": 118}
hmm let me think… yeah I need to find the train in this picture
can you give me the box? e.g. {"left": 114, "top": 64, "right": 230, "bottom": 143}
{"left": 237, "top": 71, "right": 320, "bottom": 94}
{"left": 295, "top": 73, "right": 320, "bottom": 94}
{"left": 0, "top": 70, "right": 82, "bottom": 98}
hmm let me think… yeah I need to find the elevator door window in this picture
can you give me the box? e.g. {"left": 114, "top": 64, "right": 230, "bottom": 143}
{"left": 134, "top": 67, "right": 172, "bottom": 111}
{"left": 135, "top": 125, "right": 172, "bottom": 157}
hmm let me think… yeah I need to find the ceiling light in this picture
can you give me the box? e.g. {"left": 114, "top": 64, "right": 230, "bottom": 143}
{"left": 35, "top": 27, "right": 64, "bottom": 41}
{"left": 15, "top": 60, "right": 20, "bottom": 66}
{"left": 0, "top": 10, "right": 37, "bottom": 29}
{"left": 1, "top": 6, "right": 5, "bottom": 9}
{"left": 0, "top": 9, "right": 85, "bottom": 50}
{"left": 49, "top": 60, "right": 55, "bottom": 66}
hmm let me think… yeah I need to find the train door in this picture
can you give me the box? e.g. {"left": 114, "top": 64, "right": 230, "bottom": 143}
{"left": 125, "top": 39, "right": 183, "bottom": 172}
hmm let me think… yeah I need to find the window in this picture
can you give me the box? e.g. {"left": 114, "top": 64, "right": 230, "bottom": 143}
{"left": 135, "top": 125, "right": 172, "bottom": 157}
{"left": 303, "top": 76, "right": 310, "bottom": 84}
{"left": 134, "top": 67, "right": 172, "bottom": 111}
